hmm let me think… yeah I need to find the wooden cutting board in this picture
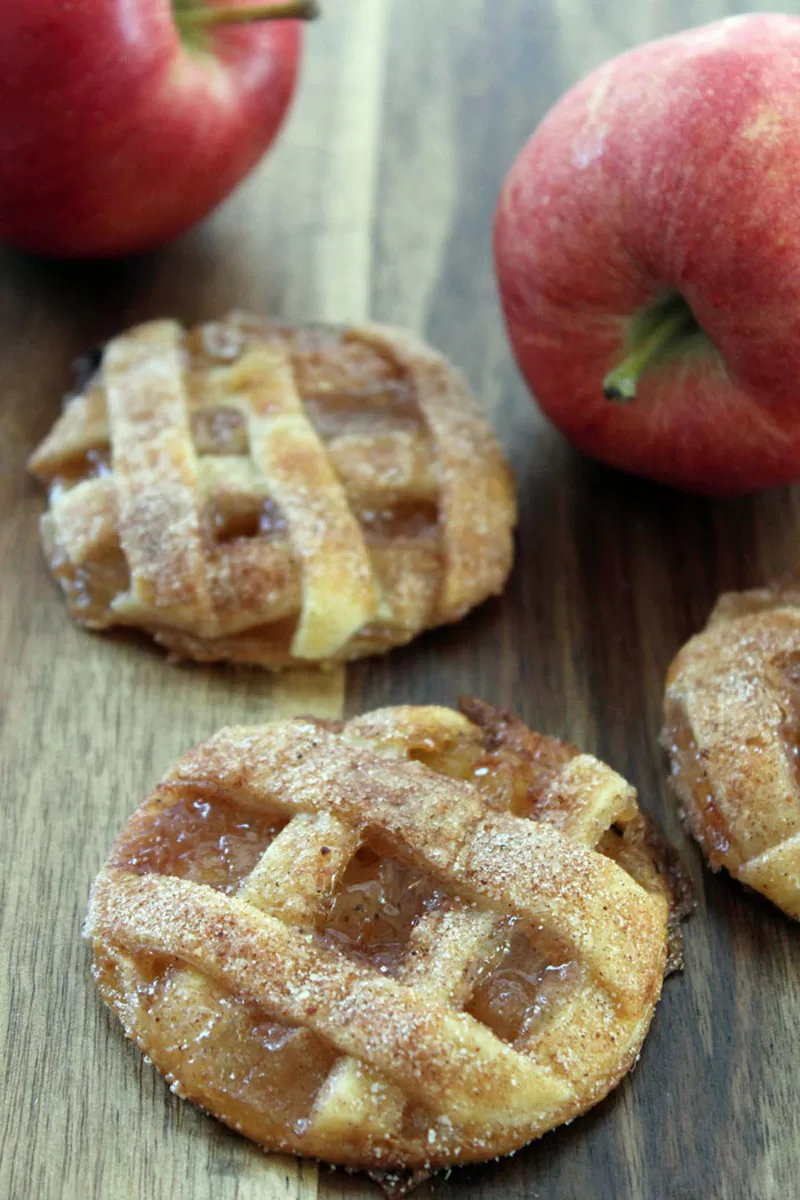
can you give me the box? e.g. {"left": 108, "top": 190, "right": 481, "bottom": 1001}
{"left": 1, "top": 3, "right": 797, "bottom": 1198}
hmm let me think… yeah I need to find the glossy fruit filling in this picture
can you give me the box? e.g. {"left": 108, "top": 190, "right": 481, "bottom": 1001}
{"left": 47, "top": 539, "right": 129, "bottom": 628}
{"left": 47, "top": 446, "right": 112, "bottom": 503}
{"left": 356, "top": 500, "right": 439, "bottom": 544}
{"left": 110, "top": 792, "right": 288, "bottom": 895}
{"left": 321, "top": 846, "right": 448, "bottom": 973}
{"left": 466, "top": 929, "right": 576, "bottom": 1047}
{"left": 777, "top": 658, "right": 800, "bottom": 769}
{"left": 204, "top": 495, "right": 288, "bottom": 544}
{"left": 664, "top": 702, "right": 734, "bottom": 867}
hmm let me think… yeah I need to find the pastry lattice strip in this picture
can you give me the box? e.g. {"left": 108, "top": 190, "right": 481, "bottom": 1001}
{"left": 104, "top": 322, "right": 377, "bottom": 657}
{"left": 89, "top": 718, "right": 663, "bottom": 1144}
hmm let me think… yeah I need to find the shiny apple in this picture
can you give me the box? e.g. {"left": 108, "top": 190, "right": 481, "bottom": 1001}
{"left": 0, "top": 1, "right": 316, "bottom": 257}
{"left": 495, "top": 14, "right": 800, "bottom": 494}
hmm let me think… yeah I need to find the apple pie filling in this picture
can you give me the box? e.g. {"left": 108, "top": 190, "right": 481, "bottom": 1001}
{"left": 44, "top": 539, "right": 129, "bottom": 629}
{"left": 110, "top": 792, "right": 289, "bottom": 895}
{"left": 466, "top": 931, "right": 577, "bottom": 1047}
{"left": 663, "top": 701, "right": 735, "bottom": 868}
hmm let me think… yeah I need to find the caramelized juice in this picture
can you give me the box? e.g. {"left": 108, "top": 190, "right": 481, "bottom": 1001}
{"left": 357, "top": 500, "right": 438, "bottom": 543}
{"left": 49, "top": 544, "right": 129, "bottom": 626}
{"left": 779, "top": 657, "right": 800, "bottom": 768}
{"left": 467, "top": 929, "right": 575, "bottom": 1046}
{"left": 205, "top": 496, "right": 287, "bottom": 544}
{"left": 664, "top": 704, "right": 733, "bottom": 866}
{"left": 321, "top": 845, "right": 447, "bottom": 974}
{"left": 47, "top": 446, "right": 112, "bottom": 503}
{"left": 111, "top": 793, "right": 287, "bottom": 895}
{"left": 303, "top": 384, "right": 423, "bottom": 440}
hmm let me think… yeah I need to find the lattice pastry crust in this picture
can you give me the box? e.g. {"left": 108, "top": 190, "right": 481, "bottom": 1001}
{"left": 664, "top": 584, "right": 800, "bottom": 919}
{"left": 29, "top": 315, "right": 516, "bottom": 668}
{"left": 86, "top": 699, "right": 674, "bottom": 1175}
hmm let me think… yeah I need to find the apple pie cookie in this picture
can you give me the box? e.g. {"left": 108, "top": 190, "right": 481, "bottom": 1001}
{"left": 85, "top": 699, "right": 679, "bottom": 1178}
{"left": 28, "top": 315, "right": 515, "bottom": 668}
{"left": 664, "top": 584, "right": 800, "bottom": 919}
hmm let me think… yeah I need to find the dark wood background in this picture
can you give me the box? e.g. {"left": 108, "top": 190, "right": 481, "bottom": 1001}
{"left": 1, "top": 2, "right": 797, "bottom": 1198}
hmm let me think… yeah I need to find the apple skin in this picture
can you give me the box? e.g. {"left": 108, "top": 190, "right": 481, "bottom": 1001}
{"left": 494, "top": 14, "right": 800, "bottom": 495}
{"left": 0, "top": 1, "right": 302, "bottom": 258}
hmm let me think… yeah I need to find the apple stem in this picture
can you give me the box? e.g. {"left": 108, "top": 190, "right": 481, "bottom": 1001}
{"left": 177, "top": 1, "right": 319, "bottom": 29}
{"left": 603, "top": 303, "right": 697, "bottom": 404}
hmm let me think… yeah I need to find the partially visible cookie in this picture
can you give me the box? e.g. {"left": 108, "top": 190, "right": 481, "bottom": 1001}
{"left": 29, "top": 315, "right": 516, "bottom": 668}
{"left": 86, "top": 699, "right": 677, "bottom": 1177}
{"left": 664, "top": 585, "right": 800, "bottom": 919}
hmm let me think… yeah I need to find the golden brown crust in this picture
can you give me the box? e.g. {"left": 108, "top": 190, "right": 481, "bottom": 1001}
{"left": 29, "top": 315, "right": 516, "bottom": 669}
{"left": 86, "top": 701, "right": 672, "bottom": 1174}
{"left": 663, "top": 587, "right": 800, "bottom": 919}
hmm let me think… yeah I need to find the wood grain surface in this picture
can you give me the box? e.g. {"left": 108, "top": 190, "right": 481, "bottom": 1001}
{"left": 1, "top": 2, "right": 797, "bottom": 1198}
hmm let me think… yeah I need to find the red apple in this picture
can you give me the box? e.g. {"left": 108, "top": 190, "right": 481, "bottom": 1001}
{"left": 495, "top": 14, "right": 800, "bottom": 495}
{"left": 0, "top": 1, "right": 316, "bottom": 258}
